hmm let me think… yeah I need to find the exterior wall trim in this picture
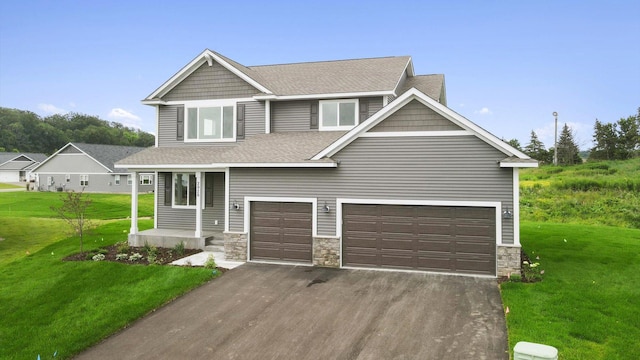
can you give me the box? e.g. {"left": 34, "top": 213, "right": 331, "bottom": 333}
{"left": 243, "top": 196, "right": 318, "bottom": 261}
{"left": 360, "top": 130, "right": 472, "bottom": 138}
{"left": 513, "top": 168, "right": 520, "bottom": 246}
{"left": 500, "top": 161, "right": 539, "bottom": 168}
{"left": 253, "top": 90, "right": 393, "bottom": 101}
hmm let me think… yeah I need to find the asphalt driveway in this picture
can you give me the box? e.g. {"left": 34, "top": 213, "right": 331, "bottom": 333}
{"left": 75, "top": 263, "right": 507, "bottom": 359}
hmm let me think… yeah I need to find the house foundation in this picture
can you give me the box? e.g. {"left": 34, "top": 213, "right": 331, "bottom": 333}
{"left": 497, "top": 245, "right": 521, "bottom": 277}
{"left": 313, "top": 236, "right": 340, "bottom": 268}
{"left": 224, "top": 232, "right": 248, "bottom": 261}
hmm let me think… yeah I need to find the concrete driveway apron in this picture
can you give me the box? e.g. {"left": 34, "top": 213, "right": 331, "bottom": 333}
{"left": 75, "top": 262, "right": 507, "bottom": 359}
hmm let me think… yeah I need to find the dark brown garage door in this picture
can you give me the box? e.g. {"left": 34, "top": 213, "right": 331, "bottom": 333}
{"left": 343, "top": 204, "right": 496, "bottom": 275}
{"left": 250, "top": 202, "right": 312, "bottom": 263}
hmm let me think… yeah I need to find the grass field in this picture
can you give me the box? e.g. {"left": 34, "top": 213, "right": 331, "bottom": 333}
{"left": 503, "top": 158, "right": 640, "bottom": 359}
{"left": 503, "top": 222, "right": 640, "bottom": 359}
{"left": 0, "top": 192, "right": 215, "bottom": 360}
{"left": 0, "top": 182, "right": 23, "bottom": 189}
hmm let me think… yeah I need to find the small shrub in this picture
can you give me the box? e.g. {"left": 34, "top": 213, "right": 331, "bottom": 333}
{"left": 92, "top": 253, "right": 105, "bottom": 261}
{"left": 147, "top": 252, "right": 158, "bottom": 264}
{"left": 115, "top": 241, "right": 129, "bottom": 253}
{"left": 129, "top": 253, "right": 143, "bottom": 261}
{"left": 115, "top": 253, "right": 128, "bottom": 261}
{"left": 173, "top": 241, "right": 185, "bottom": 256}
{"left": 522, "top": 260, "right": 544, "bottom": 282}
{"left": 204, "top": 254, "right": 217, "bottom": 269}
{"left": 509, "top": 273, "right": 522, "bottom": 282}
{"left": 143, "top": 241, "right": 152, "bottom": 253}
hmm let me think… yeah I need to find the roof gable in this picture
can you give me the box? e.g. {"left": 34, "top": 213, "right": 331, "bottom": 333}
{"left": 312, "top": 88, "right": 532, "bottom": 161}
{"left": 32, "top": 143, "right": 147, "bottom": 173}
{"left": 369, "top": 99, "right": 463, "bottom": 132}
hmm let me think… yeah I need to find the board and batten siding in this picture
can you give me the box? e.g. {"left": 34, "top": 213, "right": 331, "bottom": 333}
{"left": 157, "top": 172, "right": 225, "bottom": 232}
{"left": 228, "top": 135, "right": 514, "bottom": 244}
{"left": 157, "top": 101, "right": 264, "bottom": 147}
{"left": 162, "top": 62, "right": 259, "bottom": 101}
{"left": 270, "top": 97, "right": 384, "bottom": 132}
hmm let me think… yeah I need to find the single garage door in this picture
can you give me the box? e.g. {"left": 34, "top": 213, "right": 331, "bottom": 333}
{"left": 342, "top": 204, "right": 496, "bottom": 275}
{"left": 250, "top": 202, "right": 312, "bottom": 263}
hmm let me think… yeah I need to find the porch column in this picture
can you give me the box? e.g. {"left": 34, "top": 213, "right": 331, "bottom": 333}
{"left": 130, "top": 171, "right": 138, "bottom": 234}
{"left": 195, "top": 171, "right": 203, "bottom": 238}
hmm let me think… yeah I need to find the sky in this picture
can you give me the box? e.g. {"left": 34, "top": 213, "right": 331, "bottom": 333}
{"left": 1, "top": 1, "right": 638, "bottom": 150}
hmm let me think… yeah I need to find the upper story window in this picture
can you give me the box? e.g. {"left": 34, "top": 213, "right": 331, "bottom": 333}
{"left": 185, "top": 100, "right": 235, "bottom": 142}
{"left": 319, "top": 99, "right": 358, "bottom": 131}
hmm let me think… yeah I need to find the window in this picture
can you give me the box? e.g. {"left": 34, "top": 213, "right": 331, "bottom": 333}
{"left": 173, "top": 173, "right": 196, "bottom": 207}
{"left": 47, "top": 176, "right": 53, "bottom": 186}
{"left": 65, "top": 174, "right": 70, "bottom": 182}
{"left": 114, "top": 175, "right": 121, "bottom": 185}
{"left": 80, "top": 175, "right": 89, "bottom": 186}
{"left": 319, "top": 99, "right": 358, "bottom": 130}
{"left": 127, "top": 175, "right": 132, "bottom": 185}
{"left": 186, "top": 103, "right": 234, "bottom": 141}
{"left": 139, "top": 174, "right": 153, "bottom": 185}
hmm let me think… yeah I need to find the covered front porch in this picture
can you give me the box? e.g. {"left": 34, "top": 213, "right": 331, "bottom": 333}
{"left": 127, "top": 169, "right": 229, "bottom": 251}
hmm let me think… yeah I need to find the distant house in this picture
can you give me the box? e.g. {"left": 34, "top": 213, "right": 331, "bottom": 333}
{"left": 32, "top": 143, "right": 153, "bottom": 193}
{"left": 0, "top": 152, "right": 47, "bottom": 182}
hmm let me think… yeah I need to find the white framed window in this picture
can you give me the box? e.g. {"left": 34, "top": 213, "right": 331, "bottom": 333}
{"left": 80, "top": 175, "right": 89, "bottom": 186}
{"left": 47, "top": 176, "right": 53, "bottom": 186}
{"left": 114, "top": 174, "right": 121, "bottom": 185}
{"left": 127, "top": 175, "right": 132, "bottom": 185}
{"left": 185, "top": 100, "right": 235, "bottom": 142}
{"left": 173, "top": 173, "right": 196, "bottom": 207}
{"left": 319, "top": 99, "right": 358, "bottom": 131}
{"left": 65, "top": 174, "right": 70, "bottom": 182}
{"left": 139, "top": 174, "right": 153, "bottom": 185}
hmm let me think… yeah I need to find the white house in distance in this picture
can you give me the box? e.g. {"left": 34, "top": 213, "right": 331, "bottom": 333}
{"left": 0, "top": 152, "right": 47, "bottom": 183}
{"left": 32, "top": 143, "right": 154, "bottom": 193}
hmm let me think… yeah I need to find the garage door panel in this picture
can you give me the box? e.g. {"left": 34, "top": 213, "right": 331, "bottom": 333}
{"left": 343, "top": 204, "right": 496, "bottom": 276}
{"left": 250, "top": 202, "right": 312, "bottom": 263}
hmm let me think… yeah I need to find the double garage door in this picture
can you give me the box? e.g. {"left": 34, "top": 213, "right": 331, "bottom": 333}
{"left": 249, "top": 201, "right": 496, "bottom": 276}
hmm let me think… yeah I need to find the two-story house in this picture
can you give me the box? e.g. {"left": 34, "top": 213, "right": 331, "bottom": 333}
{"left": 117, "top": 49, "right": 537, "bottom": 277}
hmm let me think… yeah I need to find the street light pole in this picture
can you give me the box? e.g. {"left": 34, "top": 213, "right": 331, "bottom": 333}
{"left": 553, "top": 112, "right": 558, "bottom": 166}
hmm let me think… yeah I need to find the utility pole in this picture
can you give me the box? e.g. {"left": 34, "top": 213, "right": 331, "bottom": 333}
{"left": 553, "top": 112, "right": 558, "bottom": 166}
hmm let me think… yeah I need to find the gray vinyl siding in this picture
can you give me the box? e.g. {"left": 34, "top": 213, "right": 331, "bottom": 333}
{"left": 157, "top": 172, "right": 225, "bottom": 231}
{"left": 241, "top": 101, "right": 265, "bottom": 137}
{"left": 37, "top": 173, "right": 153, "bottom": 193}
{"left": 162, "top": 62, "right": 259, "bottom": 101}
{"left": 271, "top": 100, "right": 312, "bottom": 132}
{"left": 270, "top": 97, "right": 383, "bottom": 132}
{"left": 371, "top": 100, "right": 463, "bottom": 132}
{"left": 157, "top": 101, "right": 264, "bottom": 147}
{"left": 228, "top": 135, "right": 514, "bottom": 244}
{"left": 35, "top": 154, "right": 107, "bottom": 173}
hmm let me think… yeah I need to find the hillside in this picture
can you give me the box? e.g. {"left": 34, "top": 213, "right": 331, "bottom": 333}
{"left": 520, "top": 158, "right": 640, "bottom": 228}
{"left": 0, "top": 107, "right": 155, "bottom": 154}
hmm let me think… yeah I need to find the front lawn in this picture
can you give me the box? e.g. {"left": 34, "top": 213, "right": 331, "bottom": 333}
{"left": 0, "top": 182, "right": 22, "bottom": 189}
{"left": 0, "top": 220, "right": 215, "bottom": 359}
{"left": 501, "top": 222, "right": 640, "bottom": 359}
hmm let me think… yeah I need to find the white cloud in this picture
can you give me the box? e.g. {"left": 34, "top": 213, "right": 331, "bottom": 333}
{"left": 108, "top": 108, "right": 141, "bottom": 121}
{"left": 38, "top": 103, "right": 67, "bottom": 115}
{"left": 474, "top": 107, "right": 492, "bottom": 115}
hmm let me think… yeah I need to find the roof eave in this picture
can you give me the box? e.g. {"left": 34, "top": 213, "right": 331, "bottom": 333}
{"left": 254, "top": 90, "right": 395, "bottom": 101}
{"left": 115, "top": 162, "right": 338, "bottom": 170}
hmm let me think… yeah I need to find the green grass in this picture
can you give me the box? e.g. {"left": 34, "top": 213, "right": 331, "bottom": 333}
{"left": 0, "top": 192, "right": 215, "bottom": 359}
{"left": 520, "top": 158, "right": 640, "bottom": 228}
{"left": 501, "top": 222, "right": 640, "bottom": 359}
{"left": 0, "top": 191, "right": 154, "bottom": 219}
{"left": 0, "top": 182, "right": 23, "bottom": 189}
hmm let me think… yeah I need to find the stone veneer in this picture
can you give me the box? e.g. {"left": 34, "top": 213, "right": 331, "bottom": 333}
{"left": 497, "top": 245, "right": 521, "bottom": 277}
{"left": 313, "top": 237, "right": 340, "bottom": 268}
{"left": 224, "top": 232, "right": 247, "bottom": 261}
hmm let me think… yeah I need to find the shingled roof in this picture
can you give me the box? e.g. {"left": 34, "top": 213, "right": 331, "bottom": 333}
{"left": 144, "top": 49, "right": 446, "bottom": 102}
{"left": 116, "top": 131, "right": 344, "bottom": 168}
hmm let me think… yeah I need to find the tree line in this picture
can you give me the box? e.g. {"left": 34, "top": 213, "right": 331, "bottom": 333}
{"left": 0, "top": 107, "right": 155, "bottom": 154}
{"left": 509, "top": 107, "right": 639, "bottom": 165}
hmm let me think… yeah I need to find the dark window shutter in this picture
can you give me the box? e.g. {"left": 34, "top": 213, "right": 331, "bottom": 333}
{"left": 176, "top": 106, "right": 184, "bottom": 141}
{"left": 310, "top": 101, "right": 319, "bottom": 129}
{"left": 237, "top": 103, "right": 245, "bottom": 139}
{"left": 359, "top": 99, "right": 369, "bottom": 123}
{"left": 205, "top": 173, "right": 214, "bottom": 207}
{"left": 164, "top": 173, "right": 172, "bottom": 206}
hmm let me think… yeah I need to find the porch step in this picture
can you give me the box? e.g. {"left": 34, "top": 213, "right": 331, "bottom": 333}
{"left": 204, "top": 235, "right": 224, "bottom": 247}
{"left": 204, "top": 244, "right": 224, "bottom": 252}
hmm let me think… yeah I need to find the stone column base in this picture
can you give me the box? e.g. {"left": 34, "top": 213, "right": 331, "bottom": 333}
{"left": 313, "top": 236, "right": 340, "bottom": 268}
{"left": 497, "top": 246, "right": 521, "bottom": 277}
{"left": 224, "top": 232, "right": 247, "bottom": 261}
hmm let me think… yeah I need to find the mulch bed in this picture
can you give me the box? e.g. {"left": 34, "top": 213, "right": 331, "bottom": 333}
{"left": 63, "top": 244, "right": 228, "bottom": 273}
{"left": 497, "top": 250, "right": 542, "bottom": 284}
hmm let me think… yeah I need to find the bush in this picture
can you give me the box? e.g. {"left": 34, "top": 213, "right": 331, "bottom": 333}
{"left": 128, "top": 253, "right": 143, "bottom": 261}
{"left": 204, "top": 254, "right": 217, "bottom": 269}
{"left": 92, "top": 254, "right": 105, "bottom": 261}
{"left": 173, "top": 241, "right": 185, "bottom": 256}
{"left": 115, "top": 253, "right": 128, "bottom": 261}
{"left": 115, "top": 241, "right": 129, "bottom": 253}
